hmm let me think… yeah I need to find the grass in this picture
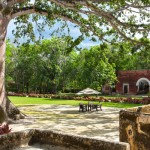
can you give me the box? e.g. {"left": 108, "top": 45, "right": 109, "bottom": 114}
{"left": 9, "top": 96, "right": 142, "bottom": 108}
{"left": 102, "top": 102, "right": 142, "bottom": 108}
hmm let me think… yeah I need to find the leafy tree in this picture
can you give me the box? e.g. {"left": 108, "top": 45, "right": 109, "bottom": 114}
{"left": 56, "top": 50, "right": 78, "bottom": 92}
{"left": 108, "top": 42, "right": 137, "bottom": 71}
{"left": 6, "top": 37, "right": 72, "bottom": 94}
{"left": 106, "top": 42, "right": 150, "bottom": 71}
{"left": 75, "top": 45, "right": 116, "bottom": 90}
{"left": 6, "top": 40, "right": 149, "bottom": 95}
{"left": 5, "top": 40, "right": 18, "bottom": 92}
{"left": 0, "top": 0, "right": 150, "bottom": 122}
{"left": 35, "top": 37, "right": 70, "bottom": 93}
{"left": 135, "top": 45, "right": 150, "bottom": 69}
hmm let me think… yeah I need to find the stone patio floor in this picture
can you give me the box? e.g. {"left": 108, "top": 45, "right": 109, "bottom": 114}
{"left": 10, "top": 105, "right": 123, "bottom": 142}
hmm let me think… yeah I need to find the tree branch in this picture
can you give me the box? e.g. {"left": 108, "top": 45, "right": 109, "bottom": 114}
{"left": 125, "top": 2, "right": 150, "bottom": 9}
{"left": 11, "top": 5, "right": 111, "bottom": 44}
{"left": 108, "top": 20, "right": 147, "bottom": 45}
{"left": 6, "top": 0, "right": 150, "bottom": 45}
{"left": 48, "top": 0, "right": 150, "bottom": 32}
{"left": 7, "top": 0, "right": 26, "bottom": 6}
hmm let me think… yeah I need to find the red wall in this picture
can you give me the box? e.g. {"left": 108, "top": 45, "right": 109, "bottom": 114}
{"left": 116, "top": 70, "right": 150, "bottom": 94}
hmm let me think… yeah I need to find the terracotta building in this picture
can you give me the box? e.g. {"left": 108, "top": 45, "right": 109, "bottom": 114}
{"left": 116, "top": 70, "right": 150, "bottom": 95}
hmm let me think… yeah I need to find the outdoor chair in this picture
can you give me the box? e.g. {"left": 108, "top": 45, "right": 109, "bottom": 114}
{"left": 79, "top": 103, "right": 87, "bottom": 112}
{"left": 96, "top": 103, "right": 102, "bottom": 111}
{"left": 90, "top": 103, "right": 102, "bottom": 111}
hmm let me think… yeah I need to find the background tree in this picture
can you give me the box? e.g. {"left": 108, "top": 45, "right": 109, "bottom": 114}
{"left": 58, "top": 50, "right": 79, "bottom": 93}
{"left": 6, "top": 40, "right": 117, "bottom": 93}
{"left": 107, "top": 42, "right": 150, "bottom": 71}
{"left": 6, "top": 37, "right": 72, "bottom": 94}
{"left": 36, "top": 37, "right": 70, "bottom": 93}
{"left": 0, "top": 0, "right": 150, "bottom": 122}
{"left": 77, "top": 45, "right": 116, "bottom": 90}
{"left": 108, "top": 42, "right": 137, "bottom": 71}
{"left": 135, "top": 46, "right": 150, "bottom": 69}
{"left": 5, "top": 40, "right": 17, "bottom": 92}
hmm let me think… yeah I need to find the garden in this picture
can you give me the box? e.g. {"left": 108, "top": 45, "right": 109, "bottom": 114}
{"left": 0, "top": 0, "right": 150, "bottom": 149}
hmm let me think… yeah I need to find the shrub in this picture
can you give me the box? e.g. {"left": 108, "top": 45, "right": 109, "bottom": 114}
{"left": 0, "top": 123, "right": 12, "bottom": 135}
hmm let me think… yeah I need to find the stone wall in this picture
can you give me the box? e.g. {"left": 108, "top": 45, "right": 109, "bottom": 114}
{"left": 119, "top": 105, "right": 150, "bottom": 150}
{"left": 0, "top": 130, "right": 34, "bottom": 150}
{"left": 30, "top": 130, "right": 130, "bottom": 150}
{"left": 0, "top": 129, "right": 130, "bottom": 150}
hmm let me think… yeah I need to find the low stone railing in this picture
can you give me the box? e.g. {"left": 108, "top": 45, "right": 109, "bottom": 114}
{"left": 0, "top": 129, "right": 130, "bottom": 150}
{"left": 119, "top": 105, "right": 150, "bottom": 150}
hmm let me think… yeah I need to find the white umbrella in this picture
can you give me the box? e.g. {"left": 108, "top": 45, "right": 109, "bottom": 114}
{"left": 76, "top": 88, "right": 100, "bottom": 95}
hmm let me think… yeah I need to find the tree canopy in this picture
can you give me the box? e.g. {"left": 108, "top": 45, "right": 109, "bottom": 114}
{"left": 1, "top": 0, "right": 150, "bottom": 46}
{"left": 6, "top": 38, "right": 150, "bottom": 94}
{"left": 5, "top": 38, "right": 117, "bottom": 93}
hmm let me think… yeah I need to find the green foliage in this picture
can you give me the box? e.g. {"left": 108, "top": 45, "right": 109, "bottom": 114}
{"left": 6, "top": 38, "right": 117, "bottom": 93}
{"left": 107, "top": 42, "right": 149, "bottom": 71}
{"left": 6, "top": 37, "right": 75, "bottom": 93}
{"left": 6, "top": 39, "right": 150, "bottom": 94}
{"left": 75, "top": 45, "right": 116, "bottom": 90}
{"left": 5, "top": 0, "right": 149, "bottom": 47}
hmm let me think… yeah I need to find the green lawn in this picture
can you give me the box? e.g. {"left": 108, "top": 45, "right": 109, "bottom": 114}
{"left": 9, "top": 96, "right": 142, "bottom": 108}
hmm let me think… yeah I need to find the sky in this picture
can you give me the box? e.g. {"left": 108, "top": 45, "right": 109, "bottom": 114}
{"left": 6, "top": 19, "right": 101, "bottom": 49}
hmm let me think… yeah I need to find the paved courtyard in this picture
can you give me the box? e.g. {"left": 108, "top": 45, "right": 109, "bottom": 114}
{"left": 10, "top": 105, "right": 122, "bottom": 142}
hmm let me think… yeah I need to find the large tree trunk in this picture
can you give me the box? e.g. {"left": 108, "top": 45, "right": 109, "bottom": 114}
{"left": 0, "top": 17, "right": 24, "bottom": 123}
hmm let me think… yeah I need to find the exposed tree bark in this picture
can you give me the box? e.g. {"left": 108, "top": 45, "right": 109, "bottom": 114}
{"left": 0, "top": 17, "right": 9, "bottom": 123}
{"left": 0, "top": 17, "right": 24, "bottom": 123}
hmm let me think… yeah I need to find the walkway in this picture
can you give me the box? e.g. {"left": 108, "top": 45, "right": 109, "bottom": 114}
{"left": 10, "top": 105, "right": 122, "bottom": 142}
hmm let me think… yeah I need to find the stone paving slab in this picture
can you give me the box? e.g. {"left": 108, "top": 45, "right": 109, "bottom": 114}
{"left": 10, "top": 105, "right": 122, "bottom": 142}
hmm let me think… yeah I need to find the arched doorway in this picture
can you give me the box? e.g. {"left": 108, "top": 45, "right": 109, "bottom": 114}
{"left": 136, "top": 78, "right": 150, "bottom": 94}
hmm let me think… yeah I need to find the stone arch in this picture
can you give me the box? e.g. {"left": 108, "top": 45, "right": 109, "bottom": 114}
{"left": 136, "top": 78, "right": 150, "bottom": 94}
